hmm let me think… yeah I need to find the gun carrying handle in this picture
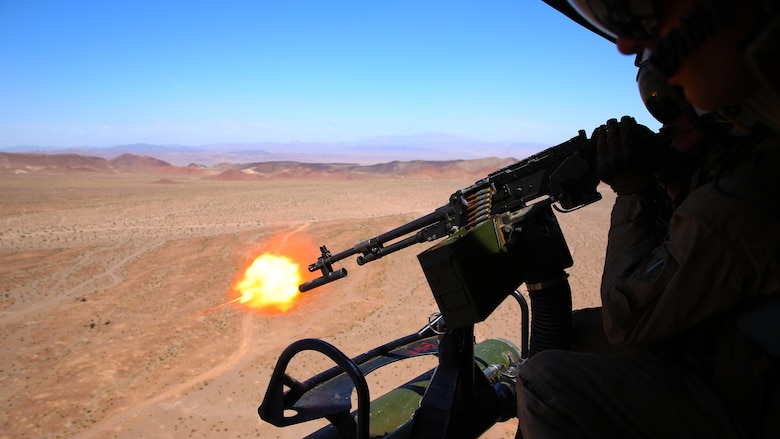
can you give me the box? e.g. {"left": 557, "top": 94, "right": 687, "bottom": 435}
{"left": 299, "top": 268, "right": 348, "bottom": 292}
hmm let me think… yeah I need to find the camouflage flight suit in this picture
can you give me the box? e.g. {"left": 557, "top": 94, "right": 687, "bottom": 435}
{"left": 516, "top": 130, "right": 780, "bottom": 439}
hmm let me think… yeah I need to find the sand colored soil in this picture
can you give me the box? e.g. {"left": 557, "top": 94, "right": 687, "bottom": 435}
{"left": 0, "top": 172, "right": 614, "bottom": 439}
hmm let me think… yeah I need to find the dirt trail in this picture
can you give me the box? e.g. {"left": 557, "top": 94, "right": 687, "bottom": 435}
{"left": 70, "top": 313, "right": 258, "bottom": 439}
{"left": 70, "top": 224, "right": 314, "bottom": 438}
{"left": 0, "top": 238, "right": 168, "bottom": 329}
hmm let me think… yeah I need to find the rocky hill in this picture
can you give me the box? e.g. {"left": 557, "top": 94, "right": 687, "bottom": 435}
{"left": 109, "top": 153, "right": 172, "bottom": 169}
{"left": 0, "top": 152, "right": 115, "bottom": 174}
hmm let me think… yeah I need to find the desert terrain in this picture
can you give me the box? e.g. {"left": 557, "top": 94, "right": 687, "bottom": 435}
{"left": 0, "top": 158, "right": 613, "bottom": 439}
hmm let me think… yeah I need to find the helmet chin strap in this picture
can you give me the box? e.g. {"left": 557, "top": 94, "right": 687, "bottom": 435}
{"left": 650, "top": 1, "right": 734, "bottom": 78}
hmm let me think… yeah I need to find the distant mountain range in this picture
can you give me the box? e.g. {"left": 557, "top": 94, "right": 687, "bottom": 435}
{"left": 1, "top": 133, "right": 546, "bottom": 166}
{"left": 0, "top": 150, "right": 520, "bottom": 181}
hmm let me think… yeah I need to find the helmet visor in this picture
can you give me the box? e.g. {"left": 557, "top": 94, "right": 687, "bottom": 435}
{"left": 567, "top": 0, "right": 662, "bottom": 40}
{"left": 637, "top": 55, "right": 688, "bottom": 124}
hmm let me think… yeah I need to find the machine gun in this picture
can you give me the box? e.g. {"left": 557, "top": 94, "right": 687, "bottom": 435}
{"left": 259, "top": 130, "right": 602, "bottom": 438}
{"left": 298, "top": 129, "right": 598, "bottom": 293}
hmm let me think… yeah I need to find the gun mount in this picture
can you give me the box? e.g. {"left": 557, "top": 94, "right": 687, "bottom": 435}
{"left": 259, "top": 292, "right": 530, "bottom": 438}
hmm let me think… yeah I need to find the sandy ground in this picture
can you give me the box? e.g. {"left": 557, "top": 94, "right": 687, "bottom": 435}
{"left": 0, "top": 172, "right": 614, "bottom": 439}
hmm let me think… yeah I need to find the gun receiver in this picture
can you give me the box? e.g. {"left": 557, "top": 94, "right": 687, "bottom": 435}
{"left": 299, "top": 129, "right": 600, "bottom": 293}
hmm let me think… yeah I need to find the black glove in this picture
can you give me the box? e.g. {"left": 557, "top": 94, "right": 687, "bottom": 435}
{"left": 593, "top": 116, "right": 659, "bottom": 196}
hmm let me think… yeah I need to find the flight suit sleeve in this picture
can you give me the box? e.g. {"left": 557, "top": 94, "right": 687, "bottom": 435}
{"left": 599, "top": 191, "right": 746, "bottom": 347}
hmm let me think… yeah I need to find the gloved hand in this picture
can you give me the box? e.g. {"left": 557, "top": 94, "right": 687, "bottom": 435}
{"left": 593, "top": 116, "right": 659, "bottom": 196}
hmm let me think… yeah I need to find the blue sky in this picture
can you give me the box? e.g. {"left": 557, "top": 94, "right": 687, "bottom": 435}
{"left": 0, "top": 1, "right": 660, "bottom": 151}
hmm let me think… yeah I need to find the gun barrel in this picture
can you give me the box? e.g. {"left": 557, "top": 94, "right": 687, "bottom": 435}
{"left": 372, "top": 208, "right": 448, "bottom": 245}
{"left": 299, "top": 268, "right": 348, "bottom": 292}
